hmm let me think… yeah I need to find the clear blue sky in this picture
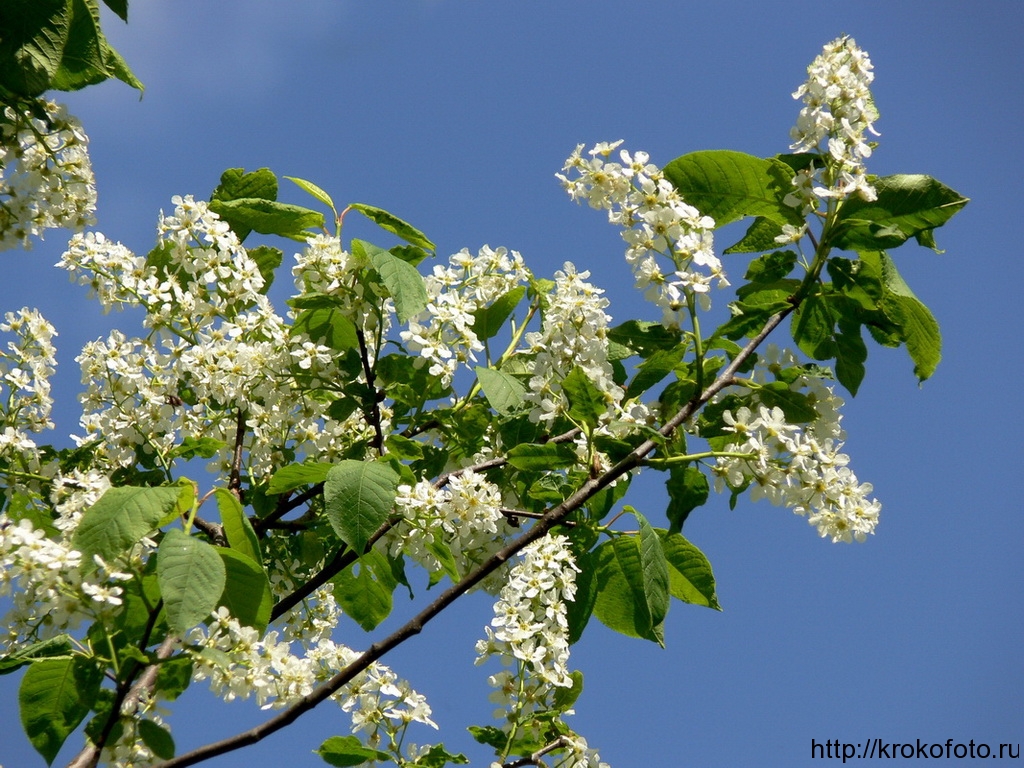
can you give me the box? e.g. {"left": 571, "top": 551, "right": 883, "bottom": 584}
{"left": 2, "top": 2, "right": 1022, "bottom": 766}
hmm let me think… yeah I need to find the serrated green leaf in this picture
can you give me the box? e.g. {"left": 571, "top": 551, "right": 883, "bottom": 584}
{"left": 662, "top": 150, "right": 802, "bottom": 228}
{"left": 628, "top": 343, "right": 688, "bottom": 397}
{"left": 138, "top": 718, "right": 176, "bottom": 760}
{"left": 410, "top": 743, "right": 470, "bottom": 767}
{"left": 0, "top": 635, "right": 75, "bottom": 676}
{"left": 215, "top": 488, "right": 261, "bottom": 565}
{"left": 154, "top": 656, "right": 194, "bottom": 702}
{"left": 19, "top": 657, "right": 102, "bottom": 765}
{"left": 247, "top": 245, "right": 283, "bottom": 295}
{"left": 324, "top": 460, "right": 399, "bottom": 553}
{"left": 0, "top": 0, "right": 71, "bottom": 97}
{"left": 357, "top": 239, "right": 429, "bottom": 323}
{"left": 72, "top": 486, "right": 183, "bottom": 570}
{"left": 592, "top": 536, "right": 664, "bottom": 644}
{"left": 757, "top": 381, "right": 818, "bottom": 423}
{"left": 216, "top": 548, "right": 272, "bottom": 632}
{"left": 292, "top": 306, "right": 359, "bottom": 352}
{"left": 157, "top": 530, "right": 227, "bottom": 635}
{"left": 562, "top": 366, "right": 607, "bottom": 429}
{"left": 834, "top": 318, "right": 867, "bottom": 395}
{"left": 285, "top": 176, "right": 337, "bottom": 213}
{"left": 472, "top": 285, "right": 526, "bottom": 341}
{"left": 267, "top": 462, "right": 332, "bottom": 495}
{"left": 316, "top": 735, "right": 391, "bottom": 767}
{"left": 349, "top": 203, "right": 435, "bottom": 251}
{"left": 475, "top": 366, "right": 528, "bottom": 416}
{"left": 658, "top": 530, "right": 721, "bottom": 610}
{"left": 607, "top": 320, "right": 682, "bottom": 357}
{"left": 332, "top": 549, "right": 396, "bottom": 631}
{"left": 208, "top": 198, "right": 324, "bottom": 242}
{"left": 633, "top": 509, "right": 670, "bottom": 643}
{"left": 791, "top": 293, "right": 837, "bottom": 360}
{"left": 506, "top": 442, "right": 579, "bottom": 471}
{"left": 665, "top": 465, "right": 709, "bottom": 532}
{"left": 829, "top": 174, "right": 968, "bottom": 252}
{"left": 875, "top": 252, "right": 941, "bottom": 381}
{"left": 724, "top": 216, "right": 787, "bottom": 253}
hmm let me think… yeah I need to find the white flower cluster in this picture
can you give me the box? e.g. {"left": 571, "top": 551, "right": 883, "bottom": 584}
{"left": 523, "top": 262, "right": 623, "bottom": 425}
{"left": 476, "top": 533, "right": 579, "bottom": 689}
{"left": 0, "top": 517, "right": 131, "bottom": 653}
{"left": 0, "top": 100, "right": 96, "bottom": 251}
{"left": 188, "top": 590, "right": 436, "bottom": 738}
{"left": 60, "top": 198, "right": 375, "bottom": 475}
{"left": 402, "top": 245, "right": 530, "bottom": 385}
{"left": 391, "top": 469, "right": 512, "bottom": 580}
{"left": 0, "top": 308, "right": 58, "bottom": 499}
{"left": 789, "top": 36, "right": 879, "bottom": 204}
{"left": 711, "top": 348, "right": 880, "bottom": 542}
{"left": 558, "top": 142, "right": 723, "bottom": 323}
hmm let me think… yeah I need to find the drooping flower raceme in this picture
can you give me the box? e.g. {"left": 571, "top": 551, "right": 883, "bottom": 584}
{"left": 789, "top": 35, "right": 879, "bottom": 205}
{"left": 0, "top": 100, "right": 96, "bottom": 251}
{"left": 523, "top": 262, "right": 623, "bottom": 425}
{"left": 558, "top": 142, "right": 723, "bottom": 324}
{"left": 710, "top": 347, "right": 880, "bottom": 543}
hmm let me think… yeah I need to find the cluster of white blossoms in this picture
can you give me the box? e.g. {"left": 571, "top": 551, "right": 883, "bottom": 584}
{"left": 789, "top": 35, "right": 879, "bottom": 205}
{"left": 476, "top": 535, "right": 607, "bottom": 766}
{"left": 402, "top": 245, "right": 530, "bottom": 385}
{"left": 391, "top": 469, "right": 513, "bottom": 580}
{"left": 0, "top": 100, "right": 96, "bottom": 251}
{"left": 60, "top": 198, "right": 377, "bottom": 476}
{"left": 188, "top": 589, "right": 436, "bottom": 740}
{"left": 710, "top": 347, "right": 880, "bottom": 543}
{"left": 558, "top": 142, "right": 723, "bottom": 323}
{"left": 476, "top": 533, "right": 578, "bottom": 689}
{"left": 523, "top": 262, "right": 623, "bottom": 425}
{"left": 0, "top": 516, "right": 132, "bottom": 653}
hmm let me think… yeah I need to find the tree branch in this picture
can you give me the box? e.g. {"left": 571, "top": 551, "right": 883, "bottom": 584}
{"left": 155, "top": 307, "right": 793, "bottom": 768}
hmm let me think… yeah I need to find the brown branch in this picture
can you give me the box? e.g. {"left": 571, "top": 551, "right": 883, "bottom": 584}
{"left": 228, "top": 408, "right": 246, "bottom": 497}
{"left": 356, "top": 328, "right": 385, "bottom": 455}
{"left": 155, "top": 307, "right": 794, "bottom": 768}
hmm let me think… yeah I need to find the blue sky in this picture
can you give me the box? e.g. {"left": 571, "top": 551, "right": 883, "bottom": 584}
{"left": 2, "top": 2, "right": 1022, "bottom": 766}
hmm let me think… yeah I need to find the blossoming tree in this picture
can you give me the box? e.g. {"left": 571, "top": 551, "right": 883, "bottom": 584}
{"left": 0, "top": 5, "right": 967, "bottom": 767}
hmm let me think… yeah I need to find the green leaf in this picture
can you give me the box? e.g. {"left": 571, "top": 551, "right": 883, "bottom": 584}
{"left": 468, "top": 725, "right": 508, "bottom": 751}
{"left": 475, "top": 366, "right": 528, "bottom": 416}
{"left": 745, "top": 250, "right": 798, "bottom": 283}
{"left": 208, "top": 198, "right": 324, "bottom": 241}
{"left": 350, "top": 203, "right": 436, "bottom": 252}
{"left": 833, "top": 318, "right": 868, "bottom": 395}
{"left": 506, "top": 442, "right": 579, "bottom": 471}
{"left": 724, "top": 216, "right": 787, "bottom": 253}
{"left": 138, "top": 718, "right": 176, "bottom": 760}
{"left": 19, "top": 657, "right": 102, "bottom": 765}
{"left": 472, "top": 285, "right": 526, "bottom": 341}
{"left": 215, "top": 488, "right": 261, "bottom": 565}
{"left": 154, "top": 656, "right": 194, "bottom": 702}
{"left": 0, "top": 0, "right": 70, "bottom": 96}
{"left": 268, "top": 462, "right": 332, "bottom": 495}
{"left": 566, "top": 549, "right": 597, "bottom": 644}
{"left": 358, "top": 239, "right": 429, "bottom": 323}
{"left": 248, "top": 245, "right": 283, "bottom": 295}
{"left": 212, "top": 167, "right": 278, "bottom": 205}
{"left": 757, "top": 381, "right": 818, "bottom": 423}
{"left": 633, "top": 509, "right": 670, "bottom": 641}
{"left": 286, "top": 175, "right": 337, "bottom": 213}
{"left": 331, "top": 549, "right": 396, "bottom": 631}
{"left": 316, "top": 735, "right": 391, "bottom": 767}
{"left": 323, "top": 460, "right": 399, "bottom": 553}
{"left": 607, "top": 320, "right": 682, "bottom": 357}
{"left": 592, "top": 536, "right": 664, "bottom": 644}
{"left": 829, "top": 174, "right": 968, "bottom": 252}
{"left": 873, "top": 251, "right": 942, "bottom": 381}
{"left": 292, "top": 306, "right": 360, "bottom": 352}
{"left": 662, "top": 150, "right": 802, "bottom": 227}
{"left": 216, "top": 548, "right": 272, "bottom": 632}
{"left": 562, "top": 367, "right": 607, "bottom": 430}
{"left": 100, "top": 0, "right": 128, "bottom": 22}
{"left": 72, "top": 486, "right": 183, "bottom": 570}
{"left": 665, "top": 465, "right": 709, "bottom": 532}
{"left": 0, "top": 635, "right": 74, "bottom": 675}
{"left": 552, "top": 670, "right": 585, "bottom": 713}
{"left": 157, "top": 529, "right": 227, "bottom": 636}
{"left": 658, "top": 530, "right": 721, "bottom": 610}
{"left": 410, "top": 743, "right": 470, "bottom": 767}
{"left": 791, "top": 293, "right": 837, "bottom": 360}
{"left": 627, "top": 343, "right": 688, "bottom": 397}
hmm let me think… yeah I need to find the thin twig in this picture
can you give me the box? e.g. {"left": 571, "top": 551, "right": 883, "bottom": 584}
{"left": 228, "top": 408, "right": 246, "bottom": 497}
